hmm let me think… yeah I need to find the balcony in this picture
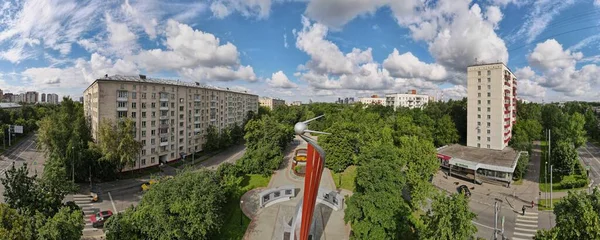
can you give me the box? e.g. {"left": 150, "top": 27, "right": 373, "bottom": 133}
{"left": 504, "top": 74, "right": 511, "bottom": 80}
{"left": 194, "top": 98, "right": 201, "bottom": 102}
{"left": 194, "top": 128, "right": 202, "bottom": 133}
{"left": 160, "top": 141, "right": 169, "bottom": 147}
{"left": 194, "top": 120, "right": 201, "bottom": 124}
{"left": 504, "top": 82, "right": 510, "bottom": 87}
{"left": 117, "top": 107, "right": 128, "bottom": 111}
{"left": 504, "top": 117, "right": 510, "bottom": 122}
{"left": 159, "top": 123, "right": 169, "bottom": 129}
{"left": 194, "top": 113, "right": 201, "bottom": 117}
{"left": 160, "top": 97, "right": 169, "bottom": 102}
{"left": 159, "top": 115, "right": 169, "bottom": 120}
{"left": 504, "top": 124, "right": 510, "bottom": 129}
{"left": 159, "top": 106, "right": 169, "bottom": 111}
{"left": 117, "top": 97, "right": 128, "bottom": 102}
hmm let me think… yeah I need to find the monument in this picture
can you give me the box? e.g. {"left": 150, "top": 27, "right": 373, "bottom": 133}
{"left": 288, "top": 116, "right": 330, "bottom": 240}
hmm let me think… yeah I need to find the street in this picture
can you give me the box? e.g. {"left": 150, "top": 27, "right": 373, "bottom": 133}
{"left": 74, "top": 144, "right": 248, "bottom": 239}
{"left": 0, "top": 134, "right": 46, "bottom": 202}
{"left": 577, "top": 142, "right": 600, "bottom": 188}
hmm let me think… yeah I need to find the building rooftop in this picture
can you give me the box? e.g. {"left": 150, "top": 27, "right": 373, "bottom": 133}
{"left": 0, "top": 103, "right": 22, "bottom": 109}
{"left": 93, "top": 75, "right": 257, "bottom": 96}
{"left": 437, "top": 144, "right": 521, "bottom": 172}
{"left": 467, "top": 62, "right": 514, "bottom": 74}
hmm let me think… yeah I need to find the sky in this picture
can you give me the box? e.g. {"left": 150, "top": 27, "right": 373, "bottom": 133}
{"left": 0, "top": 0, "right": 600, "bottom": 103}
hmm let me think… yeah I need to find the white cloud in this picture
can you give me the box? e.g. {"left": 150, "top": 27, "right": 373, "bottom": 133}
{"left": 105, "top": 13, "right": 138, "bottom": 55}
{"left": 442, "top": 85, "right": 467, "bottom": 100}
{"left": 77, "top": 39, "right": 100, "bottom": 53}
{"left": 528, "top": 39, "right": 582, "bottom": 72}
{"left": 569, "top": 34, "right": 600, "bottom": 51}
{"left": 485, "top": 6, "right": 503, "bottom": 28}
{"left": 383, "top": 49, "right": 447, "bottom": 81}
{"left": 133, "top": 20, "right": 256, "bottom": 82}
{"left": 304, "top": 0, "right": 388, "bottom": 29}
{"left": 596, "top": 0, "right": 600, "bottom": 7}
{"left": 266, "top": 71, "right": 297, "bottom": 88}
{"left": 284, "top": 33, "right": 288, "bottom": 48}
{"left": 513, "top": 0, "right": 575, "bottom": 43}
{"left": 120, "top": 0, "right": 159, "bottom": 39}
{"left": 210, "top": 0, "right": 272, "bottom": 19}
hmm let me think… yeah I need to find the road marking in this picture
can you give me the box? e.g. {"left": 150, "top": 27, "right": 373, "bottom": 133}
{"left": 515, "top": 222, "right": 537, "bottom": 228}
{"left": 515, "top": 227, "right": 538, "bottom": 233}
{"left": 523, "top": 211, "right": 538, "bottom": 216}
{"left": 519, "top": 215, "right": 538, "bottom": 219}
{"left": 514, "top": 232, "right": 535, "bottom": 237}
{"left": 471, "top": 221, "right": 495, "bottom": 230}
{"left": 513, "top": 237, "right": 534, "bottom": 240}
{"left": 516, "top": 218, "right": 538, "bottom": 224}
{"left": 108, "top": 191, "right": 118, "bottom": 213}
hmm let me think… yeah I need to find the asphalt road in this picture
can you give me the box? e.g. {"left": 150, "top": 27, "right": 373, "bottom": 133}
{"left": 578, "top": 142, "right": 600, "bottom": 188}
{"left": 470, "top": 199, "right": 518, "bottom": 240}
{"left": 0, "top": 134, "right": 46, "bottom": 202}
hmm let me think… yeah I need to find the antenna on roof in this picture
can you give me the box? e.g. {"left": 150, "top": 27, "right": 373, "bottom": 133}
{"left": 105, "top": 74, "right": 108, "bottom": 78}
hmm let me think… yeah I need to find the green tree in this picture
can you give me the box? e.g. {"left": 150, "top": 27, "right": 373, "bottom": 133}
{"left": 552, "top": 140, "right": 579, "bottom": 175}
{"left": 319, "top": 122, "right": 360, "bottom": 172}
{"left": 433, "top": 115, "right": 459, "bottom": 147}
{"left": 0, "top": 203, "right": 34, "bottom": 240}
{"left": 535, "top": 190, "right": 600, "bottom": 239}
{"left": 105, "top": 208, "right": 146, "bottom": 240}
{"left": 203, "top": 125, "right": 220, "bottom": 152}
{"left": 95, "top": 118, "right": 143, "bottom": 172}
{"left": 37, "top": 207, "right": 84, "bottom": 240}
{"left": 1, "top": 163, "right": 38, "bottom": 214}
{"left": 106, "top": 170, "right": 226, "bottom": 239}
{"left": 422, "top": 193, "right": 477, "bottom": 240}
{"left": 230, "top": 124, "right": 244, "bottom": 144}
{"left": 565, "top": 112, "right": 587, "bottom": 149}
{"left": 397, "top": 136, "right": 438, "bottom": 208}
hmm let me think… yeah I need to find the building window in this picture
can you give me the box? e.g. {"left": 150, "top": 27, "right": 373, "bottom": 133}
{"left": 142, "top": 121, "right": 146, "bottom": 128}
{"left": 141, "top": 93, "right": 146, "bottom": 99}
{"left": 487, "top": 107, "right": 490, "bottom": 112}
{"left": 132, "top": 102, "right": 137, "bottom": 109}
{"left": 478, "top": 143, "right": 481, "bottom": 148}
{"left": 487, "top": 129, "right": 490, "bottom": 134}
{"left": 486, "top": 115, "right": 490, "bottom": 120}
{"left": 142, "top": 131, "right": 146, "bottom": 137}
{"left": 142, "top": 149, "right": 146, "bottom": 155}
{"left": 142, "top": 103, "right": 147, "bottom": 109}
{"left": 151, "top": 157, "right": 155, "bottom": 164}
{"left": 151, "top": 148, "right": 155, "bottom": 154}
{"left": 487, "top": 100, "right": 491, "bottom": 105}
{"left": 180, "top": 98, "right": 184, "bottom": 103}
{"left": 151, "top": 130, "right": 155, "bottom": 136}
{"left": 487, "top": 137, "right": 490, "bottom": 142}
{"left": 478, "top": 86, "right": 481, "bottom": 90}
{"left": 152, "top": 112, "right": 156, "bottom": 117}
{"left": 478, "top": 122, "right": 481, "bottom": 126}
{"left": 152, "top": 93, "right": 156, "bottom": 99}
{"left": 487, "top": 78, "right": 491, "bottom": 83}
{"left": 478, "top": 107, "right": 481, "bottom": 112}
{"left": 487, "top": 144, "right": 490, "bottom": 149}
{"left": 487, "top": 85, "right": 491, "bottom": 90}
{"left": 179, "top": 130, "right": 183, "bottom": 135}
{"left": 477, "top": 136, "right": 481, "bottom": 141}
{"left": 141, "top": 158, "right": 146, "bottom": 165}
{"left": 117, "top": 102, "right": 127, "bottom": 108}
{"left": 132, "top": 92, "right": 137, "bottom": 99}
{"left": 142, "top": 140, "right": 146, "bottom": 146}
{"left": 487, "top": 92, "right": 491, "bottom": 97}
{"left": 151, "top": 103, "right": 156, "bottom": 108}
{"left": 487, "top": 70, "right": 491, "bottom": 75}
{"left": 477, "top": 129, "right": 481, "bottom": 133}
{"left": 151, "top": 121, "right": 155, "bottom": 127}
{"left": 478, "top": 114, "right": 481, "bottom": 119}
{"left": 132, "top": 112, "right": 136, "bottom": 118}
{"left": 478, "top": 100, "right": 481, "bottom": 105}
{"left": 478, "top": 71, "right": 481, "bottom": 76}
{"left": 487, "top": 122, "right": 491, "bottom": 127}
{"left": 117, "top": 111, "right": 127, "bottom": 118}
{"left": 478, "top": 93, "right": 481, "bottom": 97}
{"left": 151, "top": 139, "right": 155, "bottom": 145}
{"left": 478, "top": 78, "right": 481, "bottom": 83}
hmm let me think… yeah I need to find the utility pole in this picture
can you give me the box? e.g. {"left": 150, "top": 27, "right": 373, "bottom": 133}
{"left": 72, "top": 146, "right": 75, "bottom": 183}
{"left": 8, "top": 125, "right": 11, "bottom": 146}
{"left": 494, "top": 198, "right": 503, "bottom": 240}
{"left": 551, "top": 164, "right": 553, "bottom": 208}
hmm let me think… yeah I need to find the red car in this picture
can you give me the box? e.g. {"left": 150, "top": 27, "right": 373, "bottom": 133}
{"left": 90, "top": 210, "right": 113, "bottom": 228}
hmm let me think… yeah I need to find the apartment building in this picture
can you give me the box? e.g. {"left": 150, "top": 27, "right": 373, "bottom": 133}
{"left": 358, "top": 95, "right": 385, "bottom": 105}
{"left": 83, "top": 75, "right": 259, "bottom": 171}
{"left": 41, "top": 93, "right": 46, "bottom": 103}
{"left": 385, "top": 90, "right": 431, "bottom": 110}
{"left": 259, "top": 97, "right": 285, "bottom": 110}
{"left": 466, "top": 63, "right": 517, "bottom": 150}
{"left": 46, "top": 94, "right": 59, "bottom": 104}
{"left": 25, "top": 91, "right": 38, "bottom": 103}
{"left": 289, "top": 101, "right": 302, "bottom": 106}
{"left": 0, "top": 89, "right": 3, "bottom": 101}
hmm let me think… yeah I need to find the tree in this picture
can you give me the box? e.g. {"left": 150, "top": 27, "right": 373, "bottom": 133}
{"left": 203, "top": 125, "right": 220, "bottom": 152}
{"left": 565, "top": 112, "right": 587, "bottom": 149}
{"left": 422, "top": 193, "right": 477, "bottom": 240}
{"left": 230, "top": 124, "right": 244, "bottom": 144}
{"left": 552, "top": 140, "right": 578, "bottom": 175}
{"left": 1, "top": 163, "right": 38, "bottom": 214}
{"left": 0, "top": 203, "right": 34, "bottom": 240}
{"left": 37, "top": 207, "right": 84, "bottom": 240}
{"left": 514, "top": 154, "right": 530, "bottom": 180}
{"left": 433, "top": 115, "right": 459, "bottom": 147}
{"left": 319, "top": 122, "right": 360, "bottom": 172}
{"left": 105, "top": 208, "right": 146, "bottom": 240}
{"left": 535, "top": 190, "right": 600, "bottom": 239}
{"left": 105, "top": 170, "right": 226, "bottom": 239}
{"left": 397, "top": 136, "right": 439, "bottom": 208}
{"left": 95, "top": 118, "right": 143, "bottom": 172}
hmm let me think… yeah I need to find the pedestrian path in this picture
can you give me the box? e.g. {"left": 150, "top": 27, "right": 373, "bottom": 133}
{"left": 512, "top": 211, "right": 538, "bottom": 240}
{"left": 72, "top": 194, "right": 99, "bottom": 232}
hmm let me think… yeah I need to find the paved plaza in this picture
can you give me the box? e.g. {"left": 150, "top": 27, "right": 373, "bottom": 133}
{"left": 242, "top": 136, "right": 351, "bottom": 240}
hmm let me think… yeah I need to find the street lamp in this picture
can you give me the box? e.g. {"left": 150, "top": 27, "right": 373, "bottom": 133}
{"left": 240, "top": 200, "right": 244, "bottom": 226}
{"left": 71, "top": 146, "right": 75, "bottom": 183}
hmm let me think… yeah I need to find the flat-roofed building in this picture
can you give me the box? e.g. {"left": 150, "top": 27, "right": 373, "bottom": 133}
{"left": 83, "top": 75, "right": 259, "bottom": 171}
{"left": 385, "top": 90, "right": 431, "bottom": 110}
{"left": 259, "top": 97, "right": 285, "bottom": 110}
{"left": 358, "top": 95, "right": 386, "bottom": 105}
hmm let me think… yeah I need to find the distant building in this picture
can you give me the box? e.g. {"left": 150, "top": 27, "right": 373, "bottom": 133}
{"left": 2, "top": 93, "right": 12, "bottom": 102}
{"left": 289, "top": 101, "right": 302, "bottom": 106}
{"left": 259, "top": 97, "right": 285, "bottom": 110}
{"left": 0, "top": 89, "right": 3, "bottom": 101}
{"left": 79, "top": 96, "right": 84, "bottom": 103}
{"left": 336, "top": 97, "right": 355, "bottom": 105}
{"left": 0, "top": 103, "right": 22, "bottom": 110}
{"left": 25, "top": 91, "right": 38, "bottom": 103}
{"left": 358, "top": 95, "right": 385, "bottom": 105}
{"left": 46, "top": 94, "right": 59, "bottom": 104}
{"left": 385, "top": 90, "right": 431, "bottom": 110}
{"left": 41, "top": 93, "right": 46, "bottom": 103}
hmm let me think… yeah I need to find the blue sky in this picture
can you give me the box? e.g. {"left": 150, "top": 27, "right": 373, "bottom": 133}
{"left": 1, "top": 0, "right": 600, "bottom": 103}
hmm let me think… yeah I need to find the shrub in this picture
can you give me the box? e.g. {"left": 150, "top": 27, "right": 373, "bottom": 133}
{"left": 560, "top": 175, "right": 588, "bottom": 189}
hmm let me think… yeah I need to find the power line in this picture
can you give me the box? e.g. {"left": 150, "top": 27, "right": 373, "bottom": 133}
{"left": 508, "top": 24, "right": 600, "bottom": 53}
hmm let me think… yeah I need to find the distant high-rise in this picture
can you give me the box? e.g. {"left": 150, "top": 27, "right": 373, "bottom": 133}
{"left": 41, "top": 93, "right": 46, "bottom": 102}
{"left": 259, "top": 97, "right": 285, "bottom": 110}
{"left": 0, "top": 89, "right": 3, "bottom": 101}
{"left": 46, "top": 94, "right": 59, "bottom": 104}
{"left": 25, "top": 91, "right": 38, "bottom": 103}
{"left": 466, "top": 63, "right": 517, "bottom": 150}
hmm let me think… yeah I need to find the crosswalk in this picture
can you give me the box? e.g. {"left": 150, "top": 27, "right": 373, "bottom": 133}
{"left": 72, "top": 194, "right": 99, "bottom": 232}
{"left": 512, "top": 211, "right": 538, "bottom": 240}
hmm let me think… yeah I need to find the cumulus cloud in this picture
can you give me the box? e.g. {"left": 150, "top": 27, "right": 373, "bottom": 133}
{"left": 210, "top": 0, "right": 272, "bottom": 19}
{"left": 105, "top": 13, "right": 138, "bottom": 55}
{"left": 133, "top": 20, "right": 256, "bottom": 82}
{"left": 485, "top": 6, "right": 503, "bottom": 28}
{"left": 266, "top": 71, "right": 298, "bottom": 88}
{"left": 383, "top": 49, "right": 447, "bottom": 81}
{"left": 120, "top": 0, "right": 159, "bottom": 39}
{"left": 305, "top": 0, "right": 389, "bottom": 29}
{"left": 442, "top": 85, "right": 467, "bottom": 100}
{"left": 528, "top": 39, "right": 582, "bottom": 72}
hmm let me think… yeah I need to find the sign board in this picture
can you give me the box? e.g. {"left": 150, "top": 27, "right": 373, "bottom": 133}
{"left": 13, "top": 125, "right": 23, "bottom": 134}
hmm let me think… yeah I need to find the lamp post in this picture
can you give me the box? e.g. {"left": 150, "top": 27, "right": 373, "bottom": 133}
{"left": 71, "top": 146, "right": 75, "bottom": 183}
{"left": 338, "top": 167, "right": 342, "bottom": 189}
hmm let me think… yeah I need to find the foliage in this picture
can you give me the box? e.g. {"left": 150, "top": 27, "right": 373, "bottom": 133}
{"left": 1, "top": 163, "right": 38, "bottom": 214}
{"left": 331, "top": 165, "right": 357, "bottom": 191}
{"left": 433, "top": 115, "right": 460, "bottom": 147}
{"left": 564, "top": 112, "right": 587, "bottom": 149}
{"left": 95, "top": 118, "right": 143, "bottom": 172}
{"left": 105, "top": 169, "right": 226, "bottom": 239}
{"left": 37, "top": 206, "right": 84, "bottom": 240}
{"left": 514, "top": 154, "right": 530, "bottom": 180}
{"left": 397, "top": 136, "right": 439, "bottom": 207}
{"left": 319, "top": 122, "right": 360, "bottom": 172}
{"left": 203, "top": 125, "right": 220, "bottom": 152}
{"left": 535, "top": 190, "right": 600, "bottom": 240}
{"left": 552, "top": 140, "right": 579, "bottom": 175}
{"left": 421, "top": 193, "right": 477, "bottom": 240}
{"left": 0, "top": 203, "right": 34, "bottom": 240}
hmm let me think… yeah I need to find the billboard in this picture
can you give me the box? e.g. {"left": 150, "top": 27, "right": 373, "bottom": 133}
{"left": 13, "top": 125, "right": 23, "bottom": 134}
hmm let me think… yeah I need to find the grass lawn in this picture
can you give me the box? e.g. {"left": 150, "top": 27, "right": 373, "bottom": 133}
{"left": 539, "top": 141, "right": 588, "bottom": 192}
{"left": 538, "top": 198, "right": 562, "bottom": 211}
{"left": 332, "top": 165, "right": 357, "bottom": 192}
{"left": 216, "top": 174, "right": 271, "bottom": 240}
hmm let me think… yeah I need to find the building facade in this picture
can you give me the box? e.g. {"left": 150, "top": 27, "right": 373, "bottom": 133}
{"left": 0, "top": 89, "right": 3, "bottom": 101}
{"left": 385, "top": 91, "right": 431, "bottom": 110}
{"left": 289, "top": 101, "right": 302, "bottom": 106}
{"left": 25, "top": 91, "right": 38, "bottom": 103}
{"left": 41, "top": 93, "right": 46, "bottom": 103}
{"left": 259, "top": 97, "right": 285, "bottom": 110}
{"left": 46, "top": 94, "right": 59, "bottom": 104}
{"left": 83, "top": 75, "right": 259, "bottom": 171}
{"left": 466, "top": 63, "right": 517, "bottom": 150}
{"left": 358, "top": 97, "right": 385, "bottom": 105}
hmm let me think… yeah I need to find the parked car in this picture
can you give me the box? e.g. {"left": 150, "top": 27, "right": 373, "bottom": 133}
{"left": 90, "top": 210, "right": 113, "bottom": 228}
{"left": 457, "top": 185, "right": 471, "bottom": 197}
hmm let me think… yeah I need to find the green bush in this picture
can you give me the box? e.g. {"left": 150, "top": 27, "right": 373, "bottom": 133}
{"left": 560, "top": 175, "right": 588, "bottom": 189}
